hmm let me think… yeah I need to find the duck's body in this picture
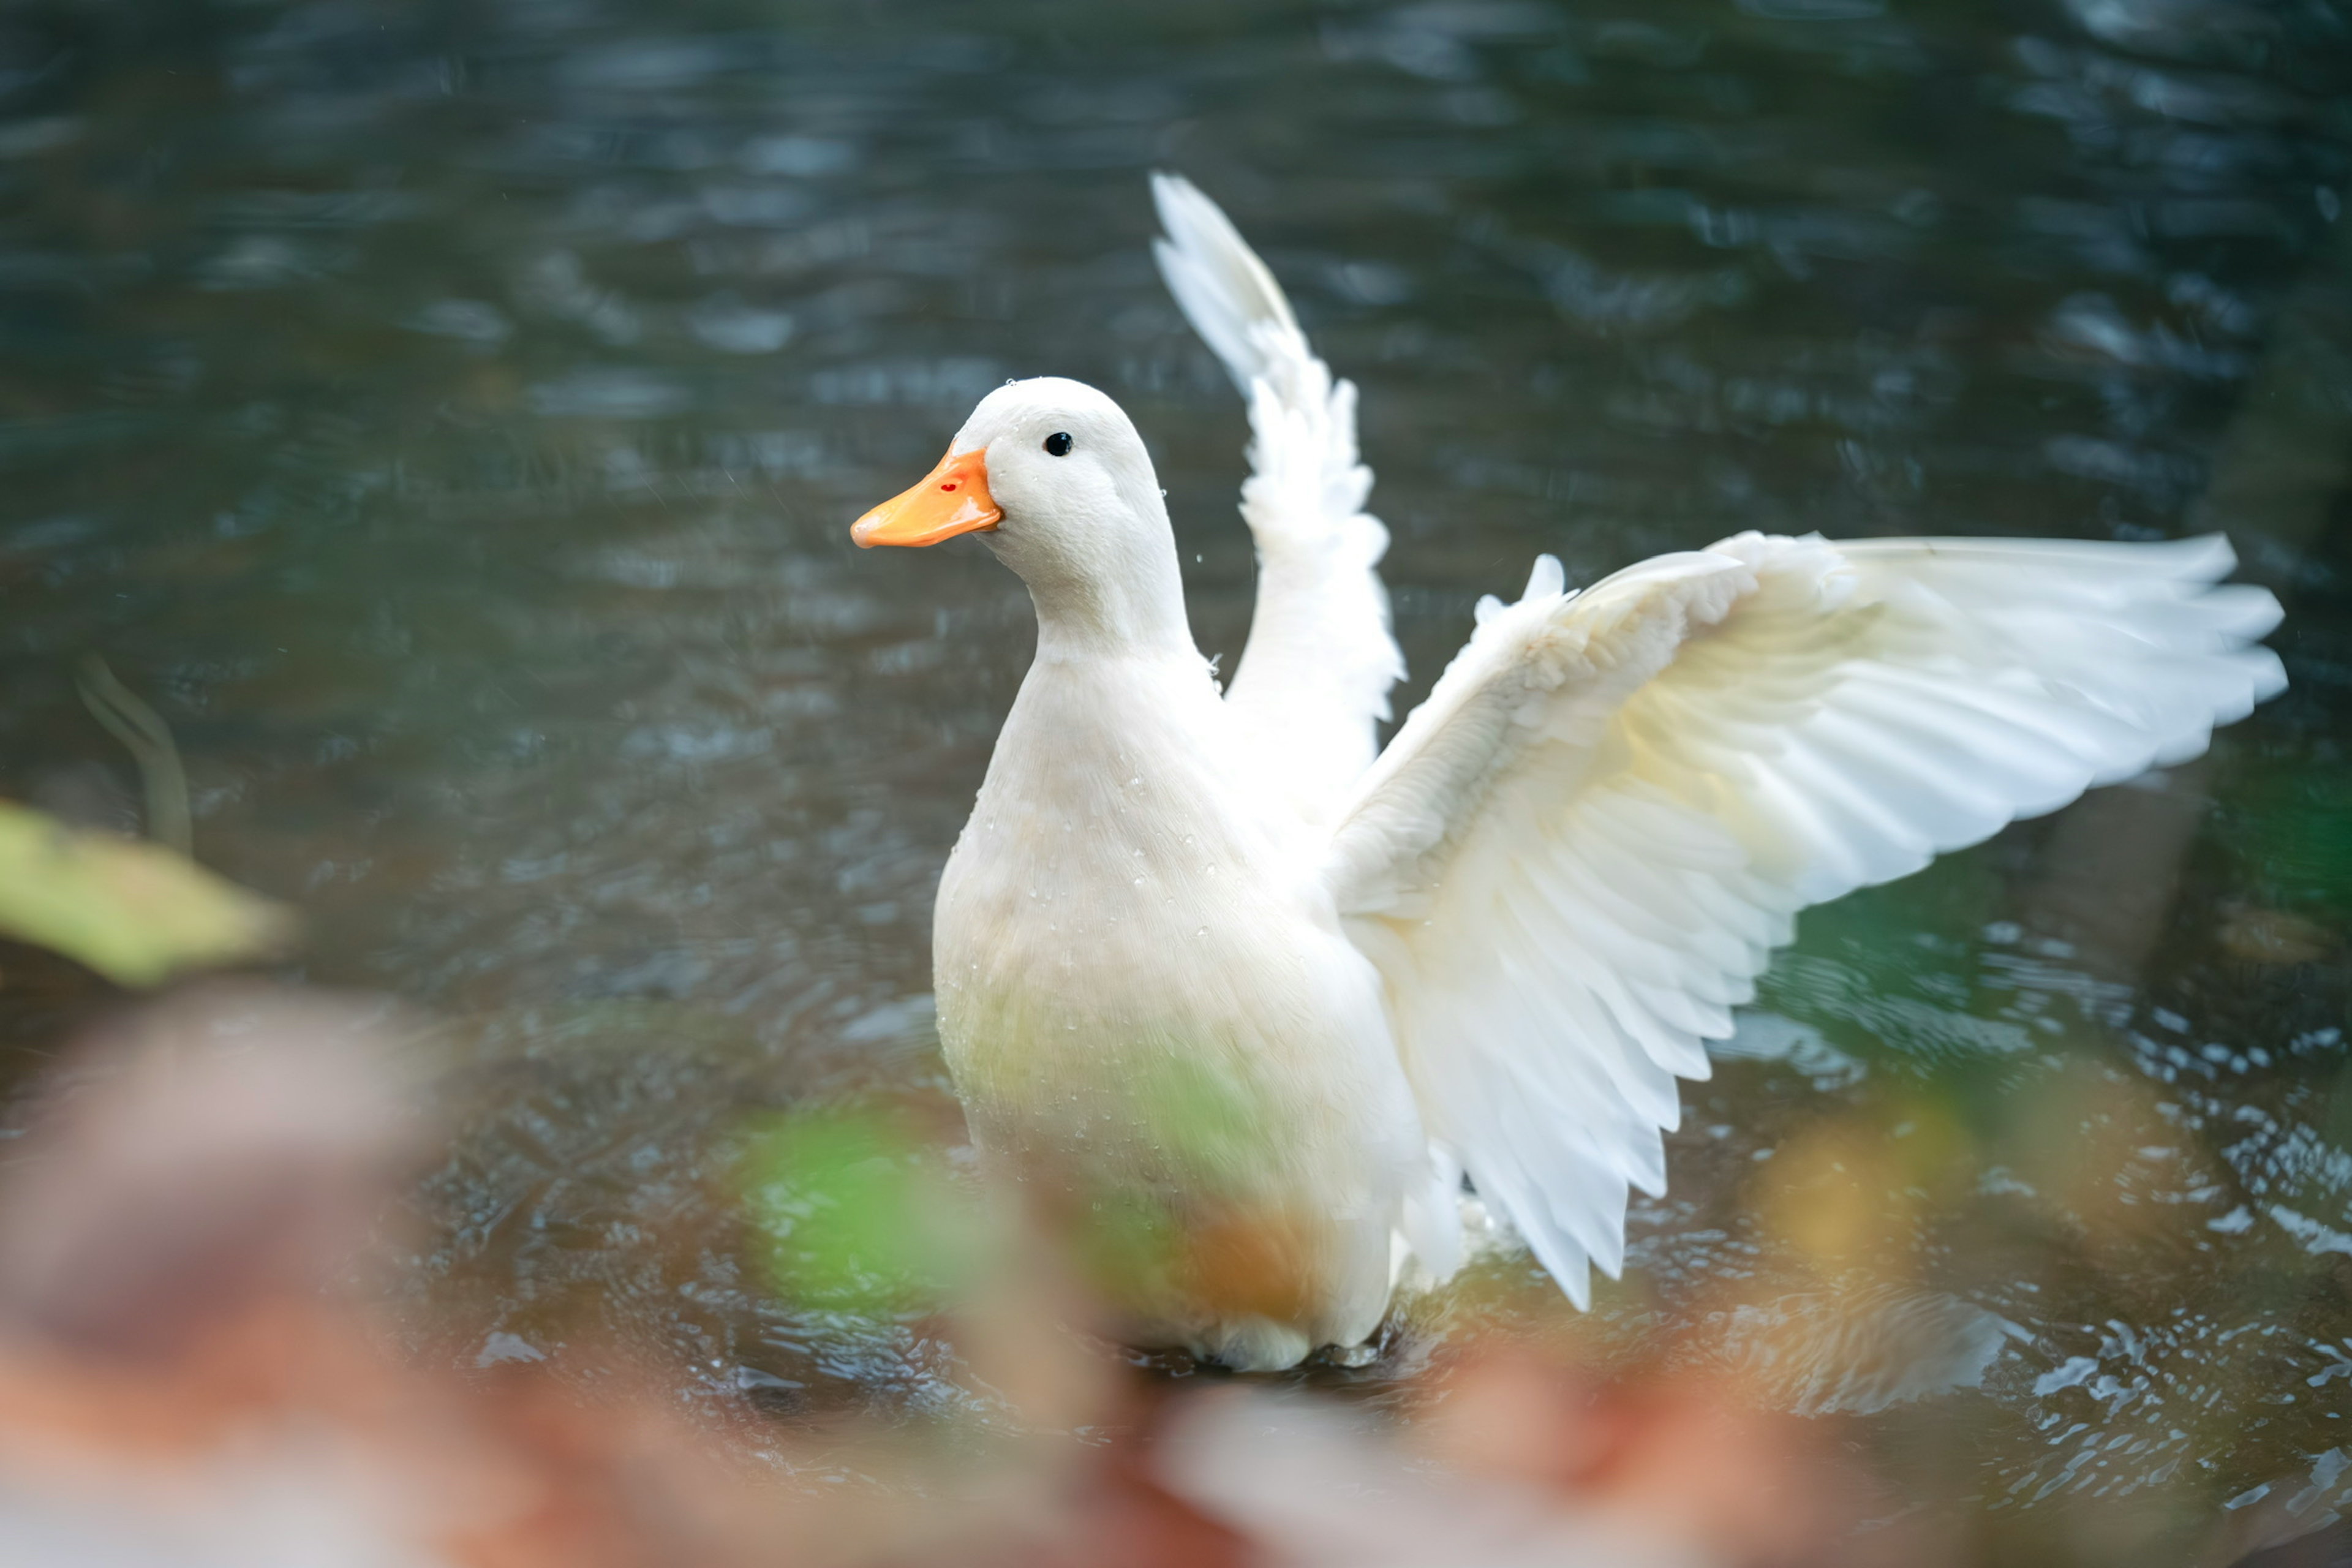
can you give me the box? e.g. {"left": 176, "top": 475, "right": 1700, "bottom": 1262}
{"left": 853, "top": 176, "right": 2288, "bottom": 1370}
{"left": 929, "top": 416, "right": 1434, "bottom": 1369}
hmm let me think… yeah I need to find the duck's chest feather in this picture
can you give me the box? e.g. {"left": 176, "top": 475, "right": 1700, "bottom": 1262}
{"left": 931, "top": 654, "right": 1412, "bottom": 1189}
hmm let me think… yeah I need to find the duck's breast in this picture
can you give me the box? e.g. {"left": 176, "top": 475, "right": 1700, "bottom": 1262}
{"left": 932, "top": 655, "right": 1422, "bottom": 1359}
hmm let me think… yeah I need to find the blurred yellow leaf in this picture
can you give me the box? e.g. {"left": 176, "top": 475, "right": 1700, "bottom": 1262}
{"left": 0, "top": 799, "right": 292, "bottom": 987}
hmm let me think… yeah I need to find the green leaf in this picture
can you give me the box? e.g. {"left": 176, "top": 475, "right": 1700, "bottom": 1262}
{"left": 0, "top": 799, "right": 293, "bottom": 987}
{"left": 744, "top": 1107, "right": 981, "bottom": 1314}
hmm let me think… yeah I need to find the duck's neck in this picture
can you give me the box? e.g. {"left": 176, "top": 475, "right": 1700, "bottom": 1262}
{"left": 1028, "top": 558, "right": 1193, "bottom": 664}
{"left": 995, "top": 514, "right": 1197, "bottom": 666}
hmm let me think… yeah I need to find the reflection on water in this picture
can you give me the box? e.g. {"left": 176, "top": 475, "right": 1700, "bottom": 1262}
{"left": 1, "top": 0, "right": 2348, "bottom": 1556}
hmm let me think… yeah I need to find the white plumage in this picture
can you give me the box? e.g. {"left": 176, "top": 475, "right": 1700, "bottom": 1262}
{"left": 1151, "top": 175, "right": 1403, "bottom": 824}
{"left": 855, "top": 174, "right": 2286, "bottom": 1368}
{"left": 1325, "top": 531, "right": 2282, "bottom": 1300}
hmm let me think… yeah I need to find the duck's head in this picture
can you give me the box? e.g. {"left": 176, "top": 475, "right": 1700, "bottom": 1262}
{"left": 852, "top": 377, "right": 1187, "bottom": 649}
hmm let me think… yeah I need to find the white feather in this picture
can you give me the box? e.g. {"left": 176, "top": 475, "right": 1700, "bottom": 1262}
{"left": 1153, "top": 172, "right": 1403, "bottom": 823}
{"left": 1325, "top": 531, "right": 2286, "bottom": 1305}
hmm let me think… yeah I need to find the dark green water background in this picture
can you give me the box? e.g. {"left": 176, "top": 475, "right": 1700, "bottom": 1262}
{"left": 2, "top": 1, "right": 2350, "bottom": 1559}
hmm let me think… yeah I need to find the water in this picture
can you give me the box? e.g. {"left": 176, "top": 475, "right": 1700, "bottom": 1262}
{"left": 1, "top": 0, "right": 2348, "bottom": 1556}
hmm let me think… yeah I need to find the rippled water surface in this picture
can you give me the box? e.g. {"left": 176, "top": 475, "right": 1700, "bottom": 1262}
{"left": 3, "top": 0, "right": 2350, "bottom": 1557}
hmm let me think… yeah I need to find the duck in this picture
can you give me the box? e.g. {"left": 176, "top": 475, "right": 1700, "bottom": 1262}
{"left": 849, "top": 173, "right": 2287, "bottom": 1371}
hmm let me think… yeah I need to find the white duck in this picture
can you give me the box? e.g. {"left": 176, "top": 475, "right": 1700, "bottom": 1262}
{"left": 850, "top": 174, "right": 2286, "bottom": 1371}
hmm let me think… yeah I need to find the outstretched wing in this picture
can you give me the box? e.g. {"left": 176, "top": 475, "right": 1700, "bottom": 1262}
{"left": 1152, "top": 173, "right": 1403, "bottom": 824}
{"left": 1324, "top": 532, "right": 2286, "bottom": 1303}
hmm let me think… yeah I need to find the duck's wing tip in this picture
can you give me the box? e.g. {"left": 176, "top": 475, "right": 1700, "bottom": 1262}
{"left": 1148, "top": 171, "right": 1302, "bottom": 393}
{"left": 1150, "top": 172, "right": 1403, "bottom": 816}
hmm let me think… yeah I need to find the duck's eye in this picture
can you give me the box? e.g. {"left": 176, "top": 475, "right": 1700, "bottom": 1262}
{"left": 1044, "top": 431, "right": 1074, "bottom": 457}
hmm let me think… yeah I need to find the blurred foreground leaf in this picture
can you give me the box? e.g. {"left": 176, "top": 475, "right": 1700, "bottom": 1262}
{"left": 0, "top": 799, "right": 293, "bottom": 986}
{"left": 744, "top": 1106, "right": 983, "bottom": 1315}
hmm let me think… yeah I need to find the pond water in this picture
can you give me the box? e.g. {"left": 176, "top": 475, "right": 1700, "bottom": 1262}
{"left": 2, "top": 0, "right": 2349, "bottom": 1558}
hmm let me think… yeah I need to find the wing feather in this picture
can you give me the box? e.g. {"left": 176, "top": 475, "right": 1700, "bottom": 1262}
{"left": 1152, "top": 173, "right": 1403, "bottom": 821}
{"left": 1325, "top": 531, "right": 2285, "bottom": 1305}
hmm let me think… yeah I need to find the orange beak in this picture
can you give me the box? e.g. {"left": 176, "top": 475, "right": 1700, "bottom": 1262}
{"left": 851, "top": 445, "right": 1001, "bottom": 548}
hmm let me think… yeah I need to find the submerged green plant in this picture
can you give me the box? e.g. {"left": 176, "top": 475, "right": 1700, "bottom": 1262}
{"left": 77, "top": 657, "right": 192, "bottom": 858}
{"left": 2226, "top": 760, "right": 2352, "bottom": 916}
